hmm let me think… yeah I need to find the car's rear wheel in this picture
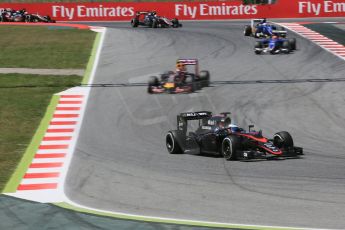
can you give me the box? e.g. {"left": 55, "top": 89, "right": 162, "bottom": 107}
{"left": 166, "top": 131, "right": 182, "bottom": 154}
{"left": 288, "top": 38, "right": 296, "bottom": 50}
{"left": 199, "top": 70, "right": 210, "bottom": 87}
{"left": 148, "top": 76, "right": 159, "bottom": 85}
{"left": 273, "top": 131, "right": 294, "bottom": 149}
{"left": 152, "top": 19, "right": 158, "bottom": 28}
{"left": 244, "top": 25, "right": 252, "bottom": 36}
{"left": 221, "top": 136, "right": 239, "bottom": 160}
{"left": 148, "top": 76, "right": 159, "bottom": 93}
{"left": 131, "top": 18, "right": 139, "bottom": 27}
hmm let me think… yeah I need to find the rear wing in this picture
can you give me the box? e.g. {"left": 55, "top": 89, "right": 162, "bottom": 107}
{"left": 179, "top": 111, "right": 212, "bottom": 120}
{"left": 177, "top": 58, "right": 199, "bottom": 75}
{"left": 135, "top": 11, "right": 151, "bottom": 15}
{"left": 177, "top": 59, "right": 198, "bottom": 65}
{"left": 251, "top": 19, "right": 265, "bottom": 27}
{"left": 177, "top": 111, "right": 212, "bottom": 133}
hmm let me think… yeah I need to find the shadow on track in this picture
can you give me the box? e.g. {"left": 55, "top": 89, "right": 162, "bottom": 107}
{"left": 79, "top": 77, "right": 345, "bottom": 88}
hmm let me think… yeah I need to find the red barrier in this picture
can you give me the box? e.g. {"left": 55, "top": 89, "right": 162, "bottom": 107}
{"left": 1, "top": 0, "right": 344, "bottom": 21}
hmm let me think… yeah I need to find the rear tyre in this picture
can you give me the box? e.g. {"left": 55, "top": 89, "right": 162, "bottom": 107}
{"left": 148, "top": 76, "right": 159, "bottom": 94}
{"left": 131, "top": 18, "right": 139, "bottom": 27}
{"left": 273, "top": 131, "right": 294, "bottom": 149}
{"left": 152, "top": 19, "right": 158, "bottom": 28}
{"left": 288, "top": 38, "right": 296, "bottom": 50}
{"left": 199, "top": 70, "right": 210, "bottom": 87}
{"left": 221, "top": 136, "right": 239, "bottom": 160}
{"left": 166, "top": 131, "right": 183, "bottom": 154}
{"left": 244, "top": 25, "right": 252, "bottom": 36}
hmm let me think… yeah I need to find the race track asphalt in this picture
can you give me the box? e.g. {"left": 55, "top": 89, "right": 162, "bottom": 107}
{"left": 65, "top": 21, "right": 345, "bottom": 229}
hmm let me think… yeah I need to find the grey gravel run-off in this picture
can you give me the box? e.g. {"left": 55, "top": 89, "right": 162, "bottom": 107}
{"left": 65, "top": 21, "right": 345, "bottom": 229}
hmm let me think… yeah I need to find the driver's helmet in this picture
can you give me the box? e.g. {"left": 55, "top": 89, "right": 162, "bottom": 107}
{"left": 152, "top": 11, "right": 157, "bottom": 15}
{"left": 229, "top": 124, "right": 240, "bottom": 132}
{"left": 176, "top": 61, "right": 186, "bottom": 72}
{"left": 272, "top": 35, "right": 278, "bottom": 40}
{"left": 218, "top": 117, "right": 230, "bottom": 129}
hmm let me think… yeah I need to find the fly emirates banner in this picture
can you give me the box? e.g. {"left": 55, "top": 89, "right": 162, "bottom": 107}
{"left": 0, "top": 0, "right": 344, "bottom": 21}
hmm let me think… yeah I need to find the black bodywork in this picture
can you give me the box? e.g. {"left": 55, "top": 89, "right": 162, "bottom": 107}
{"left": 29, "top": 14, "right": 56, "bottom": 23}
{"left": 131, "top": 11, "right": 181, "bottom": 28}
{"left": 0, "top": 8, "right": 55, "bottom": 23}
{"left": 166, "top": 111, "right": 303, "bottom": 160}
{"left": 1, "top": 9, "right": 29, "bottom": 22}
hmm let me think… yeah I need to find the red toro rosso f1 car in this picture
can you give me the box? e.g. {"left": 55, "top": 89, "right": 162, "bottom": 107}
{"left": 131, "top": 11, "right": 182, "bottom": 28}
{"left": 166, "top": 111, "right": 303, "bottom": 160}
{"left": 148, "top": 59, "right": 210, "bottom": 94}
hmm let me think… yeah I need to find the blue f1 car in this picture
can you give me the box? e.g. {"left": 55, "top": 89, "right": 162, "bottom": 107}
{"left": 244, "top": 19, "right": 287, "bottom": 38}
{"left": 254, "top": 36, "right": 296, "bottom": 55}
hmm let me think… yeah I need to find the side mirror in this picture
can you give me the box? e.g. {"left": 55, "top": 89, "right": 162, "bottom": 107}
{"left": 248, "top": 125, "right": 254, "bottom": 132}
{"left": 258, "top": 130, "right": 263, "bottom": 137}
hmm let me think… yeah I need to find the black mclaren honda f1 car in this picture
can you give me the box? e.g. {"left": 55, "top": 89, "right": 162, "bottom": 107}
{"left": 166, "top": 111, "right": 303, "bottom": 161}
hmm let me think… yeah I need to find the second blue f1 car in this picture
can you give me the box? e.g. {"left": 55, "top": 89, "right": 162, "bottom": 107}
{"left": 166, "top": 111, "right": 303, "bottom": 160}
{"left": 244, "top": 19, "right": 287, "bottom": 38}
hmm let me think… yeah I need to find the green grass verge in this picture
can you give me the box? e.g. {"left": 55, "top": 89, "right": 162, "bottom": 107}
{"left": 0, "top": 26, "right": 95, "bottom": 69}
{"left": 0, "top": 74, "right": 82, "bottom": 192}
{"left": 82, "top": 32, "right": 101, "bottom": 84}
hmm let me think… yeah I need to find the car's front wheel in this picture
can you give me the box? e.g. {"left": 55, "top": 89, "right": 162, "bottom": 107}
{"left": 282, "top": 41, "right": 291, "bottom": 54}
{"left": 221, "top": 136, "right": 239, "bottom": 160}
{"left": 273, "top": 131, "right": 294, "bottom": 149}
{"left": 254, "top": 41, "right": 262, "bottom": 54}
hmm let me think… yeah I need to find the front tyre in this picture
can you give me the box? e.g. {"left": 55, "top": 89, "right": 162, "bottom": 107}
{"left": 282, "top": 41, "right": 291, "bottom": 54}
{"left": 166, "top": 131, "right": 182, "bottom": 154}
{"left": 221, "top": 136, "right": 239, "bottom": 160}
{"left": 273, "top": 131, "right": 294, "bottom": 149}
{"left": 172, "top": 18, "right": 180, "bottom": 28}
{"left": 254, "top": 41, "right": 262, "bottom": 55}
